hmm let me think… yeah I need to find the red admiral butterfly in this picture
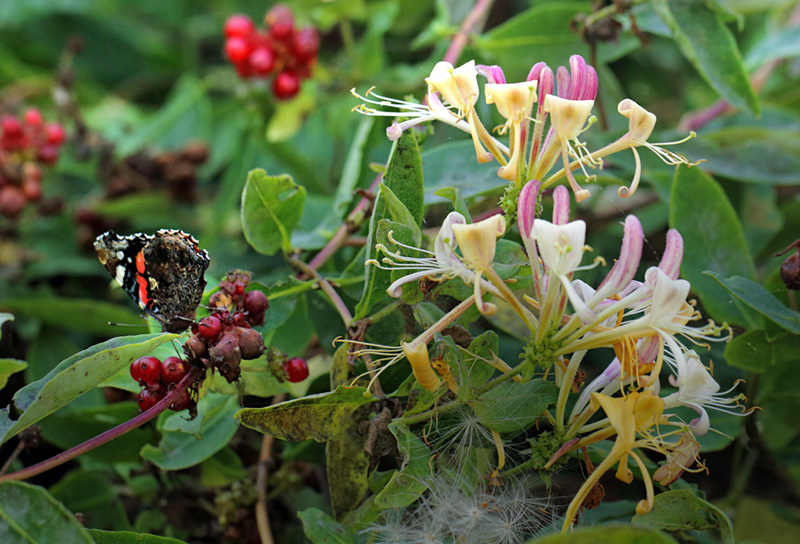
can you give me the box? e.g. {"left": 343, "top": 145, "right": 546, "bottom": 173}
{"left": 94, "top": 229, "right": 210, "bottom": 333}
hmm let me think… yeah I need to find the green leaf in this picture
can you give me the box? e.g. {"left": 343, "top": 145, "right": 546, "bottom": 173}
{"left": 632, "top": 489, "right": 734, "bottom": 543}
{"left": 706, "top": 273, "right": 800, "bottom": 333}
{"left": 653, "top": 0, "right": 759, "bottom": 115}
{"left": 740, "top": 185, "right": 783, "bottom": 256}
{"left": 0, "top": 297, "right": 144, "bottom": 336}
{"left": 139, "top": 393, "right": 240, "bottom": 471}
{"left": 0, "top": 333, "right": 178, "bottom": 444}
{"left": 476, "top": 3, "right": 639, "bottom": 79}
{"left": 0, "top": 359, "right": 26, "bottom": 390}
{"left": 423, "top": 141, "right": 504, "bottom": 201}
{"left": 354, "top": 182, "right": 421, "bottom": 319}
{"left": 241, "top": 169, "right": 307, "bottom": 256}
{"left": 745, "top": 26, "right": 800, "bottom": 69}
{"left": 326, "top": 408, "right": 370, "bottom": 519}
{"left": 474, "top": 379, "right": 559, "bottom": 433}
{"left": 528, "top": 525, "right": 678, "bottom": 544}
{"left": 668, "top": 166, "right": 757, "bottom": 326}
{"left": 374, "top": 422, "right": 431, "bottom": 509}
{"left": 725, "top": 330, "right": 800, "bottom": 372}
{"left": 382, "top": 129, "right": 424, "bottom": 225}
{"left": 235, "top": 386, "right": 376, "bottom": 442}
{"left": 464, "top": 331, "right": 501, "bottom": 388}
{"left": 89, "top": 529, "right": 188, "bottom": 544}
{"left": 0, "top": 481, "right": 94, "bottom": 544}
{"left": 298, "top": 507, "right": 356, "bottom": 544}
{"left": 433, "top": 187, "right": 471, "bottom": 220}
{"left": 116, "top": 76, "right": 211, "bottom": 157}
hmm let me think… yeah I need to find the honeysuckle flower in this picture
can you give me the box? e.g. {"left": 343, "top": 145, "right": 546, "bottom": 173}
{"left": 592, "top": 99, "right": 700, "bottom": 198}
{"left": 562, "top": 390, "right": 667, "bottom": 531}
{"left": 367, "top": 211, "right": 499, "bottom": 300}
{"left": 452, "top": 214, "right": 506, "bottom": 315}
{"left": 476, "top": 63, "right": 506, "bottom": 85}
{"left": 485, "top": 80, "right": 537, "bottom": 181}
{"left": 402, "top": 341, "right": 441, "bottom": 392}
{"left": 662, "top": 351, "right": 748, "bottom": 436}
{"left": 543, "top": 95, "right": 596, "bottom": 202}
{"left": 652, "top": 432, "right": 702, "bottom": 486}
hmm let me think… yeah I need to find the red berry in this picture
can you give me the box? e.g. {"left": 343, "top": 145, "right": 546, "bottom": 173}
{"left": 243, "top": 290, "right": 269, "bottom": 315}
{"left": 232, "top": 311, "right": 250, "bottom": 328}
{"left": 1, "top": 116, "right": 22, "bottom": 137}
{"left": 292, "top": 28, "right": 319, "bottom": 62}
{"left": 225, "top": 36, "right": 251, "bottom": 64}
{"left": 197, "top": 315, "right": 223, "bottom": 341}
{"left": 45, "top": 123, "right": 65, "bottom": 145}
{"left": 272, "top": 71, "right": 300, "bottom": 100}
{"left": 137, "top": 389, "right": 161, "bottom": 411}
{"left": 169, "top": 389, "right": 192, "bottom": 411}
{"left": 24, "top": 109, "right": 43, "bottom": 127}
{"left": 36, "top": 144, "right": 59, "bottom": 165}
{"left": 131, "top": 356, "right": 163, "bottom": 386}
{"left": 267, "top": 5, "right": 294, "bottom": 40}
{"left": 224, "top": 14, "right": 255, "bottom": 38}
{"left": 162, "top": 356, "right": 189, "bottom": 384}
{"left": 249, "top": 47, "right": 275, "bottom": 76}
{"left": 284, "top": 357, "right": 309, "bottom": 383}
{"left": 0, "top": 186, "right": 26, "bottom": 218}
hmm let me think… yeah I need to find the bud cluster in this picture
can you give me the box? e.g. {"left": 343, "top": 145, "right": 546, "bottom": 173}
{"left": 223, "top": 5, "right": 319, "bottom": 100}
{"left": 184, "top": 270, "right": 269, "bottom": 383}
{"left": 0, "top": 109, "right": 66, "bottom": 218}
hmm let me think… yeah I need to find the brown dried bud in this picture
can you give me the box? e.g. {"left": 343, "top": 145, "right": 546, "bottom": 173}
{"left": 181, "top": 141, "right": 210, "bottom": 164}
{"left": 776, "top": 240, "right": 800, "bottom": 290}
{"left": 236, "top": 327, "right": 265, "bottom": 359}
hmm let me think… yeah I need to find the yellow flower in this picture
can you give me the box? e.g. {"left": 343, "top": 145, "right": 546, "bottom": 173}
{"left": 451, "top": 214, "right": 506, "bottom": 316}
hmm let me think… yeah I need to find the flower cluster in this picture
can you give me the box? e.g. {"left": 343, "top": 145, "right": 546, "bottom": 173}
{"left": 353, "top": 56, "right": 699, "bottom": 206}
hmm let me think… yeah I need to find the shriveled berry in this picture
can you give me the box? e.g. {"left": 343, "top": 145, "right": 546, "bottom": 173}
{"left": 219, "top": 362, "right": 242, "bottom": 382}
{"left": 224, "top": 14, "right": 255, "bottom": 38}
{"left": 45, "top": 123, "right": 66, "bottom": 145}
{"left": 137, "top": 389, "right": 161, "bottom": 411}
{"left": 225, "top": 36, "right": 251, "bottom": 64}
{"left": 249, "top": 47, "right": 275, "bottom": 76}
{"left": 237, "top": 327, "right": 265, "bottom": 359}
{"left": 162, "top": 356, "right": 189, "bottom": 384}
{"left": 0, "top": 186, "right": 26, "bottom": 218}
{"left": 284, "top": 357, "right": 309, "bottom": 383}
{"left": 36, "top": 144, "right": 59, "bottom": 165}
{"left": 266, "top": 5, "right": 294, "bottom": 40}
{"left": 169, "top": 389, "right": 192, "bottom": 411}
{"left": 184, "top": 334, "right": 209, "bottom": 360}
{"left": 209, "top": 332, "right": 242, "bottom": 367}
{"left": 131, "top": 356, "right": 162, "bottom": 385}
{"left": 24, "top": 108, "right": 43, "bottom": 127}
{"left": 292, "top": 27, "right": 319, "bottom": 62}
{"left": 272, "top": 71, "right": 300, "bottom": 100}
{"left": 243, "top": 290, "right": 269, "bottom": 316}
{"left": 198, "top": 315, "right": 223, "bottom": 341}
{"left": 781, "top": 252, "right": 800, "bottom": 290}
{"left": 233, "top": 311, "right": 250, "bottom": 329}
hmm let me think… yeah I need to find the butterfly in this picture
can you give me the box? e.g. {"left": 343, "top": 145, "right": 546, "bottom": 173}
{"left": 94, "top": 229, "right": 210, "bottom": 332}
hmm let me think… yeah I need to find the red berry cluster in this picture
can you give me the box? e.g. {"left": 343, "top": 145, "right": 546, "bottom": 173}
{"left": 130, "top": 355, "right": 193, "bottom": 412}
{"left": 0, "top": 109, "right": 66, "bottom": 218}
{"left": 223, "top": 5, "right": 319, "bottom": 100}
{"left": 184, "top": 270, "right": 269, "bottom": 383}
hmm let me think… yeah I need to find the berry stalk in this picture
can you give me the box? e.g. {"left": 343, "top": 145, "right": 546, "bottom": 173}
{"left": 0, "top": 365, "right": 203, "bottom": 483}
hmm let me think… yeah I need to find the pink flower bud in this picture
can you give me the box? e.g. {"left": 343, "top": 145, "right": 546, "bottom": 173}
{"left": 476, "top": 64, "right": 506, "bottom": 84}
{"left": 517, "top": 179, "right": 540, "bottom": 241}
{"left": 659, "top": 229, "right": 684, "bottom": 280}
{"left": 552, "top": 185, "right": 570, "bottom": 225}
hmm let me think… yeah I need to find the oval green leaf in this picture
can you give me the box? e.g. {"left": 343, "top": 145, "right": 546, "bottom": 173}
{"left": 241, "top": 169, "right": 307, "bottom": 256}
{"left": 0, "top": 333, "right": 178, "bottom": 444}
{"left": 0, "top": 481, "right": 93, "bottom": 544}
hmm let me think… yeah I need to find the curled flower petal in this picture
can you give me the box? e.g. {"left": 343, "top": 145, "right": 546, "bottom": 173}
{"left": 426, "top": 60, "right": 479, "bottom": 112}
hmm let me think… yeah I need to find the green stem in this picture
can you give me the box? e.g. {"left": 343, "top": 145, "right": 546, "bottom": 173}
{"left": 554, "top": 350, "right": 586, "bottom": 431}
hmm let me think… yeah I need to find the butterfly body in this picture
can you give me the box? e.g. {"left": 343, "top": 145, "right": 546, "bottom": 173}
{"left": 94, "top": 229, "right": 210, "bottom": 332}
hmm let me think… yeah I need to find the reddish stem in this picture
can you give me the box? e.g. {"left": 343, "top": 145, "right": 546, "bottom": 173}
{"left": 0, "top": 366, "right": 203, "bottom": 482}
